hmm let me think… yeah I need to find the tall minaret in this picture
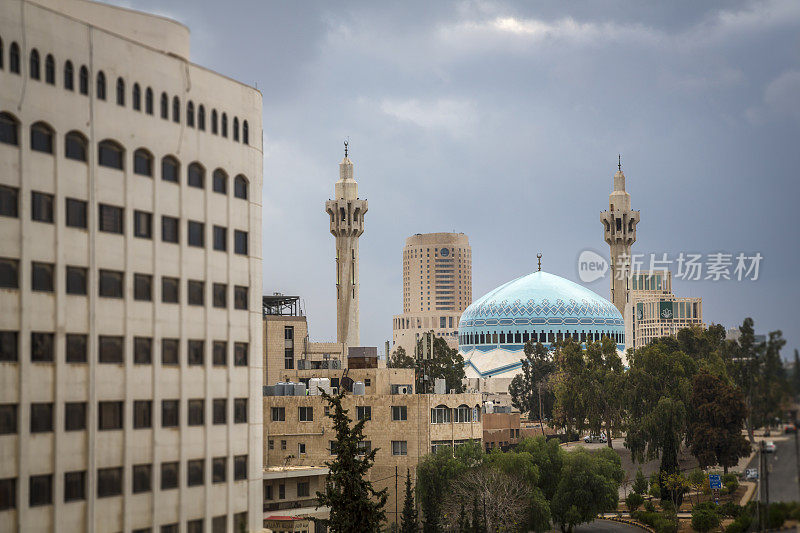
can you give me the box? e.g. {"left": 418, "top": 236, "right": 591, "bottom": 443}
{"left": 601, "top": 156, "right": 640, "bottom": 316}
{"left": 326, "top": 142, "right": 368, "bottom": 349}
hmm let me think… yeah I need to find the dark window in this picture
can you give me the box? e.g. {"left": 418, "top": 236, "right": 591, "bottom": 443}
{"left": 132, "top": 83, "right": 141, "bottom": 110}
{"left": 134, "top": 337, "right": 152, "bottom": 364}
{"left": 98, "top": 401, "right": 123, "bottom": 430}
{"left": 65, "top": 334, "right": 87, "bottom": 363}
{"left": 0, "top": 404, "right": 18, "bottom": 434}
{"left": 187, "top": 520, "right": 203, "bottom": 533}
{"left": 132, "top": 464, "right": 151, "bottom": 493}
{"left": 133, "top": 400, "right": 152, "bottom": 428}
{"left": 233, "top": 455, "right": 247, "bottom": 481}
{"left": 234, "top": 399, "right": 247, "bottom": 423}
{"left": 64, "top": 402, "right": 86, "bottom": 431}
{"left": 233, "top": 117, "right": 239, "bottom": 141}
{"left": 0, "top": 331, "right": 18, "bottom": 362}
{"left": 30, "top": 122, "right": 54, "bottom": 153}
{"left": 65, "top": 266, "right": 87, "bottom": 295}
{"left": 31, "top": 262, "right": 54, "bottom": 292}
{"left": 98, "top": 140, "right": 123, "bottom": 169}
{"left": 0, "top": 259, "right": 19, "bottom": 289}
{"left": 63, "top": 61, "right": 74, "bottom": 90}
{"left": 212, "top": 169, "right": 227, "bottom": 194}
{"left": 297, "top": 480, "right": 309, "bottom": 497}
{"left": 357, "top": 406, "right": 372, "bottom": 421}
{"left": 134, "top": 274, "right": 152, "bottom": 300}
{"left": 212, "top": 457, "right": 226, "bottom": 483}
{"left": 44, "top": 54, "right": 55, "bottom": 84}
{"left": 64, "top": 131, "right": 87, "bottom": 161}
{"left": 133, "top": 149, "right": 153, "bottom": 176}
{"left": 234, "top": 286, "right": 248, "bottom": 310}
{"left": 64, "top": 471, "right": 85, "bottom": 502}
{"left": 29, "top": 474, "right": 52, "bottom": 507}
{"left": 0, "top": 185, "right": 18, "bottom": 217}
{"left": 162, "top": 400, "right": 179, "bottom": 427}
{"left": 10, "top": 42, "right": 20, "bottom": 74}
{"left": 98, "top": 270, "right": 123, "bottom": 298}
{"left": 145, "top": 87, "right": 153, "bottom": 115}
{"left": 160, "top": 462, "right": 178, "bottom": 490}
{"left": 161, "top": 338, "right": 179, "bottom": 365}
{"left": 198, "top": 105, "right": 205, "bottom": 130}
{"left": 163, "top": 156, "right": 181, "bottom": 182}
{"left": 161, "top": 215, "right": 179, "bottom": 243}
{"left": 172, "top": 96, "right": 180, "bottom": 123}
{"left": 212, "top": 283, "right": 227, "bottom": 308}
{"left": 187, "top": 221, "right": 204, "bottom": 247}
{"left": 213, "top": 399, "right": 226, "bottom": 424}
{"left": 188, "top": 399, "right": 204, "bottom": 425}
{"left": 187, "top": 459, "right": 204, "bottom": 486}
{"left": 134, "top": 211, "right": 152, "bottom": 239}
{"left": 98, "top": 204, "right": 123, "bottom": 233}
{"left": 234, "top": 175, "right": 248, "bottom": 199}
{"left": 234, "top": 343, "right": 248, "bottom": 366}
{"left": 243, "top": 120, "right": 249, "bottom": 144}
{"left": 271, "top": 407, "right": 285, "bottom": 422}
{"left": 116, "top": 77, "right": 125, "bottom": 106}
{"left": 188, "top": 163, "right": 204, "bottom": 188}
{"left": 31, "top": 191, "right": 54, "bottom": 223}
{"left": 29, "top": 49, "right": 40, "bottom": 80}
{"left": 79, "top": 65, "right": 88, "bottom": 94}
{"left": 0, "top": 477, "right": 15, "bottom": 511}
{"left": 161, "top": 277, "right": 179, "bottom": 304}
{"left": 0, "top": 112, "right": 19, "bottom": 145}
{"left": 187, "top": 101, "right": 194, "bottom": 127}
{"left": 213, "top": 226, "right": 226, "bottom": 251}
{"left": 96, "top": 71, "right": 106, "bottom": 100}
{"left": 65, "top": 198, "right": 87, "bottom": 228}
{"left": 211, "top": 109, "right": 218, "bottom": 134}
{"left": 162, "top": 525, "right": 178, "bottom": 533}
{"left": 234, "top": 513, "right": 247, "bottom": 532}
{"left": 97, "top": 467, "right": 122, "bottom": 498}
{"left": 187, "top": 339, "right": 204, "bottom": 365}
{"left": 212, "top": 341, "right": 226, "bottom": 366}
{"left": 187, "top": 280, "right": 204, "bottom": 306}
{"left": 98, "top": 335, "right": 123, "bottom": 363}
{"left": 234, "top": 230, "right": 248, "bottom": 255}
{"left": 30, "top": 402, "right": 53, "bottom": 433}
{"left": 30, "top": 331, "right": 54, "bottom": 362}
{"left": 221, "top": 113, "right": 228, "bottom": 137}
{"left": 160, "top": 93, "right": 168, "bottom": 119}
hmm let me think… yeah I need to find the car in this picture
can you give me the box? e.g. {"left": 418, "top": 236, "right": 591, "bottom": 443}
{"left": 785, "top": 423, "right": 797, "bottom": 434}
{"left": 764, "top": 441, "right": 776, "bottom": 453}
{"left": 583, "top": 434, "right": 607, "bottom": 443}
{"left": 744, "top": 468, "right": 759, "bottom": 480}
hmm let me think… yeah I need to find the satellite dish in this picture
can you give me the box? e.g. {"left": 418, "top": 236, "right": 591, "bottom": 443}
{"left": 341, "top": 376, "right": 354, "bottom": 393}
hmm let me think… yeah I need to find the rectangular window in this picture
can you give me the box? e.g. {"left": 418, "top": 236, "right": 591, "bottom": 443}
{"left": 98, "top": 335, "right": 123, "bottom": 364}
{"left": 187, "top": 220, "right": 204, "bottom": 247}
{"left": 0, "top": 404, "right": 18, "bottom": 434}
{"left": 65, "top": 198, "right": 86, "bottom": 228}
{"left": 160, "top": 462, "right": 178, "bottom": 490}
{"left": 31, "top": 191, "right": 54, "bottom": 223}
{"left": 98, "top": 269, "right": 123, "bottom": 298}
{"left": 134, "top": 210, "right": 152, "bottom": 239}
{"left": 98, "top": 401, "right": 123, "bottom": 430}
{"left": 64, "top": 402, "right": 86, "bottom": 431}
{"left": 213, "top": 399, "right": 226, "bottom": 425}
{"left": 162, "top": 400, "right": 179, "bottom": 427}
{"left": 63, "top": 471, "right": 85, "bottom": 502}
{"left": 271, "top": 407, "right": 285, "bottom": 422}
{"left": 297, "top": 481, "right": 310, "bottom": 497}
{"left": 213, "top": 226, "right": 227, "bottom": 251}
{"left": 30, "top": 332, "right": 54, "bottom": 362}
{"left": 234, "top": 398, "right": 247, "bottom": 423}
{"left": 161, "top": 277, "right": 179, "bottom": 304}
{"left": 188, "top": 280, "right": 204, "bottom": 306}
{"left": 65, "top": 334, "right": 87, "bottom": 363}
{"left": 0, "top": 258, "right": 19, "bottom": 289}
{"left": 234, "top": 342, "right": 248, "bottom": 366}
{"left": 187, "top": 459, "right": 204, "bottom": 486}
{"left": 0, "top": 185, "right": 18, "bottom": 218}
{"left": 391, "top": 405, "right": 407, "bottom": 421}
{"left": 65, "top": 266, "right": 87, "bottom": 295}
{"left": 233, "top": 455, "right": 247, "bottom": 481}
{"left": 356, "top": 406, "right": 371, "bottom": 421}
{"left": 134, "top": 337, "right": 152, "bottom": 364}
{"left": 161, "top": 338, "right": 179, "bottom": 365}
{"left": 392, "top": 440, "right": 408, "bottom": 456}
{"left": 213, "top": 341, "right": 227, "bottom": 366}
{"left": 357, "top": 441, "right": 372, "bottom": 455}
{"left": 188, "top": 399, "right": 204, "bottom": 426}
{"left": 31, "top": 262, "right": 54, "bottom": 292}
{"left": 97, "top": 467, "right": 122, "bottom": 498}
{"left": 132, "top": 464, "right": 151, "bottom": 493}
{"left": 134, "top": 274, "right": 152, "bottom": 301}
{"left": 30, "top": 402, "right": 53, "bottom": 433}
{"left": 187, "top": 340, "right": 204, "bottom": 365}
{"left": 212, "top": 283, "right": 227, "bottom": 308}
{"left": 234, "top": 230, "right": 248, "bottom": 255}
{"left": 212, "top": 457, "right": 226, "bottom": 484}
{"left": 279, "top": 484, "right": 285, "bottom": 499}
{"left": 0, "top": 478, "right": 15, "bottom": 511}
{"left": 133, "top": 400, "right": 152, "bottom": 429}
{"left": 213, "top": 517, "right": 226, "bottom": 533}
{"left": 299, "top": 406, "right": 313, "bottom": 422}
{"left": 298, "top": 442, "right": 306, "bottom": 455}
{"left": 98, "top": 204, "right": 123, "bottom": 234}
{"left": 161, "top": 216, "right": 179, "bottom": 243}
{"left": 29, "top": 474, "right": 52, "bottom": 507}
{"left": 187, "top": 521, "right": 203, "bottom": 533}
{"left": 234, "top": 285, "right": 248, "bottom": 310}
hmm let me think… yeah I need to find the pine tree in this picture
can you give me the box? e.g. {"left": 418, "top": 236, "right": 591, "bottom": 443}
{"left": 316, "top": 390, "right": 388, "bottom": 532}
{"left": 400, "top": 469, "right": 418, "bottom": 533}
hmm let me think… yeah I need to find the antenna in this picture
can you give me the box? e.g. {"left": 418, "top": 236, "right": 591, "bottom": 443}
{"left": 618, "top": 154, "right": 622, "bottom": 172}
{"left": 537, "top": 253, "right": 542, "bottom": 272}
{"left": 344, "top": 138, "right": 349, "bottom": 158}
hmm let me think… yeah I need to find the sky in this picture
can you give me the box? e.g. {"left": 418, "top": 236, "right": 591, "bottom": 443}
{"left": 114, "top": 0, "right": 800, "bottom": 357}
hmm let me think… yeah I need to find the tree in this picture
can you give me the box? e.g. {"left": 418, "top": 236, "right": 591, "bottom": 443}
{"left": 315, "top": 390, "right": 387, "bottom": 532}
{"left": 632, "top": 468, "right": 648, "bottom": 495}
{"left": 508, "top": 342, "right": 555, "bottom": 427}
{"left": 691, "top": 507, "right": 720, "bottom": 533}
{"left": 389, "top": 346, "right": 415, "bottom": 369}
{"left": 485, "top": 446, "right": 551, "bottom": 531}
{"left": 626, "top": 492, "right": 643, "bottom": 512}
{"left": 400, "top": 469, "right": 418, "bottom": 533}
{"left": 414, "top": 332, "right": 466, "bottom": 394}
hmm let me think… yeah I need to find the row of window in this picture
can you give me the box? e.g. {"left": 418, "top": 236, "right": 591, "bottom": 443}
{"left": 264, "top": 480, "right": 310, "bottom": 500}
{"left": 0, "top": 330, "right": 249, "bottom": 367}
{"left": 269, "top": 404, "right": 477, "bottom": 425}
{"left": 0, "top": 456, "right": 248, "bottom": 510}
{"left": 0, "top": 398, "right": 248, "bottom": 435}
{"left": 0, "top": 39, "right": 251, "bottom": 144}
{"left": 460, "top": 329, "right": 624, "bottom": 345}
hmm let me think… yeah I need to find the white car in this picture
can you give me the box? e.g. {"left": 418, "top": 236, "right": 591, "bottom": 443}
{"left": 584, "top": 434, "right": 607, "bottom": 443}
{"left": 764, "top": 441, "right": 776, "bottom": 453}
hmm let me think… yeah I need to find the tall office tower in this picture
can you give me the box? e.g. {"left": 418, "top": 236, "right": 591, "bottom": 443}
{"left": 0, "top": 1, "right": 263, "bottom": 531}
{"left": 325, "top": 149, "right": 367, "bottom": 349}
{"left": 392, "top": 232, "right": 471, "bottom": 355}
{"left": 600, "top": 159, "right": 639, "bottom": 316}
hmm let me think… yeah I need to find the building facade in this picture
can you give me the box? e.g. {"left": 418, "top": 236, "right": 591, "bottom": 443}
{"left": 392, "top": 232, "right": 471, "bottom": 355}
{"left": 0, "top": 1, "right": 263, "bottom": 531}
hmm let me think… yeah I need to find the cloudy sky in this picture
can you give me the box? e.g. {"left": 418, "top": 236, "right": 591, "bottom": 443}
{"left": 117, "top": 0, "right": 800, "bottom": 356}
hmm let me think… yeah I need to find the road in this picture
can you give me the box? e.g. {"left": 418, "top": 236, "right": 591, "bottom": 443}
{"left": 576, "top": 519, "right": 644, "bottom": 533}
{"left": 747, "top": 435, "right": 800, "bottom": 503}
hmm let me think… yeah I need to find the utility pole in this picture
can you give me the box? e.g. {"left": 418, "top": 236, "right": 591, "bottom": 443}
{"left": 794, "top": 411, "right": 800, "bottom": 504}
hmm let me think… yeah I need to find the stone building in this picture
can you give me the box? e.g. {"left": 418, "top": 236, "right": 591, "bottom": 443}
{"left": 0, "top": 1, "right": 263, "bottom": 531}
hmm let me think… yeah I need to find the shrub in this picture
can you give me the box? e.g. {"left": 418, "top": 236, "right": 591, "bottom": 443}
{"left": 633, "top": 510, "right": 678, "bottom": 533}
{"left": 633, "top": 468, "right": 648, "bottom": 495}
{"left": 626, "top": 493, "right": 644, "bottom": 512}
{"left": 692, "top": 508, "right": 720, "bottom": 533}
{"left": 768, "top": 504, "right": 789, "bottom": 529}
{"left": 644, "top": 500, "right": 656, "bottom": 512}
{"left": 661, "top": 500, "right": 676, "bottom": 513}
{"left": 719, "top": 502, "right": 741, "bottom": 518}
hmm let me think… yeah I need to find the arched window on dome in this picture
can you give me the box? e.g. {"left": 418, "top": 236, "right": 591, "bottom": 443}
{"left": 499, "top": 332, "right": 505, "bottom": 344}
{"left": 96, "top": 71, "right": 106, "bottom": 100}
{"left": 79, "top": 65, "right": 88, "bottom": 94}
{"left": 132, "top": 83, "right": 141, "bottom": 111}
{"left": 29, "top": 49, "right": 40, "bottom": 80}
{"left": 63, "top": 61, "right": 74, "bottom": 90}
{"left": 145, "top": 87, "right": 153, "bottom": 115}
{"left": 9, "top": 42, "right": 20, "bottom": 74}
{"left": 45, "top": 54, "right": 55, "bottom": 84}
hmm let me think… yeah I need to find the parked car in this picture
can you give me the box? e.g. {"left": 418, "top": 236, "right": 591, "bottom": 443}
{"left": 744, "top": 468, "right": 759, "bottom": 480}
{"left": 785, "top": 423, "right": 797, "bottom": 434}
{"left": 764, "top": 441, "right": 776, "bottom": 453}
{"left": 583, "top": 434, "right": 607, "bottom": 443}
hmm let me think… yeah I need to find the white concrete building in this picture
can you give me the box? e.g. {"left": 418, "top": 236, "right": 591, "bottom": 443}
{"left": 0, "top": 1, "right": 263, "bottom": 531}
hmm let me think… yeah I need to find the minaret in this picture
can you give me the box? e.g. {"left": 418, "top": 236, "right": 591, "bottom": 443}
{"left": 326, "top": 142, "right": 368, "bottom": 349}
{"left": 601, "top": 156, "right": 640, "bottom": 316}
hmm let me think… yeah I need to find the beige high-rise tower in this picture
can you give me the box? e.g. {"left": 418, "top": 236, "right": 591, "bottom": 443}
{"left": 325, "top": 145, "right": 367, "bottom": 349}
{"left": 601, "top": 157, "right": 640, "bottom": 315}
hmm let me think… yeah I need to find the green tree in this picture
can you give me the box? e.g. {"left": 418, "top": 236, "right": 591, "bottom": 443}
{"left": 626, "top": 492, "right": 643, "bottom": 512}
{"left": 400, "top": 469, "right": 418, "bottom": 533}
{"left": 316, "top": 390, "right": 387, "bottom": 532}
{"left": 691, "top": 507, "right": 720, "bottom": 532}
{"left": 508, "top": 342, "right": 555, "bottom": 426}
{"left": 414, "top": 333, "right": 466, "bottom": 393}
{"left": 752, "top": 330, "right": 788, "bottom": 429}
{"left": 389, "top": 346, "right": 415, "bottom": 369}
{"left": 632, "top": 468, "right": 648, "bottom": 495}
{"left": 486, "top": 447, "right": 551, "bottom": 531}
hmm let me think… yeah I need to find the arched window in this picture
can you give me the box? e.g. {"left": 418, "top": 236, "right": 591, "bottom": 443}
{"left": 455, "top": 405, "right": 471, "bottom": 423}
{"left": 96, "top": 71, "right": 106, "bottom": 100}
{"left": 45, "top": 54, "right": 55, "bottom": 84}
{"left": 161, "top": 156, "right": 179, "bottom": 183}
{"left": 97, "top": 140, "right": 124, "bottom": 169}
{"left": 29, "top": 49, "right": 40, "bottom": 80}
{"left": 198, "top": 105, "right": 205, "bottom": 131}
{"left": 187, "top": 162, "right": 204, "bottom": 188}
{"left": 431, "top": 405, "right": 451, "bottom": 424}
{"left": 211, "top": 109, "right": 218, "bottom": 134}
{"left": 64, "top": 131, "right": 88, "bottom": 162}
{"left": 172, "top": 96, "right": 180, "bottom": 123}
{"left": 233, "top": 117, "right": 239, "bottom": 141}
{"left": 221, "top": 113, "right": 228, "bottom": 137}
{"left": 9, "top": 42, "right": 20, "bottom": 74}
{"left": 242, "top": 120, "right": 249, "bottom": 145}
{"left": 145, "top": 87, "right": 153, "bottom": 115}
{"left": 63, "top": 61, "right": 74, "bottom": 91}
{"left": 132, "top": 83, "right": 141, "bottom": 111}
{"left": 187, "top": 101, "right": 194, "bottom": 127}
{"left": 0, "top": 112, "right": 20, "bottom": 145}
{"left": 160, "top": 93, "right": 168, "bottom": 119}
{"left": 234, "top": 175, "right": 248, "bottom": 200}
{"left": 133, "top": 148, "right": 153, "bottom": 176}
{"left": 116, "top": 77, "right": 125, "bottom": 106}
{"left": 79, "top": 65, "right": 88, "bottom": 95}
{"left": 30, "top": 122, "right": 54, "bottom": 154}
{"left": 212, "top": 169, "right": 227, "bottom": 194}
